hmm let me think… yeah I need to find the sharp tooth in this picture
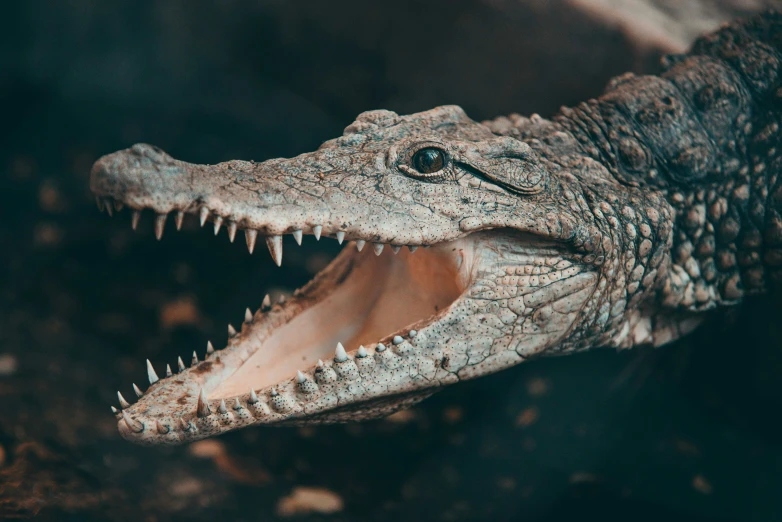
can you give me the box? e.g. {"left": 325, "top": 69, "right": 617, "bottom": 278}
{"left": 266, "top": 235, "right": 283, "bottom": 266}
{"left": 312, "top": 225, "right": 322, "bottom": 240}
{"left": 270, "top": 387, "right": 279, "bottom": 397}
{"left": 199, "top": 207, "right": 210, "bottom": 227}
{"left": 191, "top": 351, "right": 199, "bottom": 365}
{"left": 156, "top": 420, "right": 170, "bottom": 434}
{"left": 227, "top": 221, "right": 237, "bottom": 242}
{"left": 132, "top": 383, "right": 143, "bottom": 397}
{"left": 218, "top": 399, "right": 228, "bottom": 414}
{"left": 177, "top": 356, "right": 186, "bottom": 372}
{"left": 228, "top": 324, "right": 237, "bottom": 337}
{"left": 245, "top": 229, "right": 258, "bottom": 254}
{"left": 165, "top": 364, "right": 172, "bottom": 377}
{"left": 122, "top": 411, "right": 144, "bottom": 433}
{"left": 146, "top": 359, "right": 159, "bottom": 384}
{"left": 334, "top": 342, "right": 348, "bottom": 363}
{"left": 408, "top": 246, "right": 418, "bottom": 253}
{"left": 317, "top": 359, "right": 324, "bottom": 369}
{"left": 249, "top": 388, "right": 259, "bottom": 404}
{"left": 357, "top": 345, "right": 368, "bottom": 358}
{"left": 233, "top": 398, "right": 242, "bottom": 410}
{"left": 373, "top": 243, "right": 385, "bottom": 256}
{"left": 213, "top": 216, "right": 223, "bottom": 235}
{"left": 356, "top": 240, "right": 366, "bottom": 252}
{"left": 392, "top": 335, "right": 404, "bottom": 345}
{"left": 154, "top": 214, "right": 167, "bottom": 240}
{"left": 196, "top": 388, "right": 211, "bottom": 418}
{"left": 117, "top": 391, "right": 130, "bottom": 409}
{"left": 175, "top": 210, "right": 185, "bottom": 231}
{"left": 206, "top": 341, "right": 215, "bottom": 354}
{"left": 277, "top": 295, "right": 286, "bottom": 305}
{"left": 376, "top": 343, "right": 386, "bottom": 352}
{"left": 336, "top": 231, "right": 345, "bottom": 244}
{"left": 292, "top": 229, "right": 303, "bottom": 245}
{"left": 179, "top": 418, "right": 190, "bottom": 430}
{"left": 96, "top": 197, "right": 105, "bottom": 212}
{"left": 113, "top": 200, "right": 124, "bottom": 212}
{"left": 131, "top": 210, "right": 141, "bottom": 231}
{"left": 104, "top": 199, "right": 114, "bottom": 217}
{"left": 262, "top": 294, "right": 271, "bottom": 311}
{"left": 391, "top": 245, "right": 401, "bottom": 254}
{"left": 244, "top": 308, "right": 253, "bottom": 323}
{"left": 111, "top": 406, "right": 119, "bottom": 414}
{"left": 296, "top": 370, "right": 307, "bottom": 383}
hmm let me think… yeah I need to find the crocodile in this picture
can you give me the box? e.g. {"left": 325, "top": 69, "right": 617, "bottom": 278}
{"left": 90, "top": 11, "right": 781, "bottom": 445}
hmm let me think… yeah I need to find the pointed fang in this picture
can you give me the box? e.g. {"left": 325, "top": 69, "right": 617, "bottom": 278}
{"left": 249, "top": 388, "right": 259, "bottom": 404}
{"left": 266, "top": 235, "right": 283, "bottom": 266}
{"left": 117, "top": 391, "right": 130, "bottom": 409}
{"left": 156, "top": 420, "right": 170, "bottom": 434}
{"left": 227, "top": 221, "right": 237, "bottom": 243}
{"left": 356, "top": 240, "right": 366, "bottom": 252}
{"left": 335, "top": 342, "right": 348, "bottom": 363}
{"left": 192, "top": 351, "right": 198, "bottom": 365}
{"left": 122, "top": 411, "right": 144, "bottom": 433}
{"left": 292, "top": 229, "right": 303, "bottom": 245}
{"left": 228, "top": 324, "right": 237, "bottom": 337}
{"left": 146, "top": 359, "right": 159, "bottom": 384}
{"left": 154, "top": 214, "right": 166, "bottom": 240}
{"left": 373, "top": 243, "right": 385, "bottom": 256}
{"left": 199, "top": 207, "right": 210, "bottom": 227}
{"left": 213, "top": 216, "right": 223, "bottom": 235}
{"left": 391, "top": 245, "right": 401, "bottom": 254}
{"left": 206, "top": 341, "right": 215, "bottom": 355}
{"left": 233, "top": 398, "right": 242, "bottom": 410}
{"left": 245, "top": 229, "right": 258, "bottom": 254}
{"left": 218, "top": 399, "right": 228, "bottom": 414}
{"left": 166, "top": 364, "right": 172, "bottom": 377}
{"left": 104, "top": 199, "right": 114, "bottom": 217}
{"left": 408, "top": 245, "right": 418, "bottom": 253}
{"left": 132, "top": 383, "right": 143, "bottom": 397}
{"left": 175, "top": 210, "right": 185, "bottom": 231}
{"left": 357, "top": 345, "right": 368, "bottom": 358}
{"left": 313, "top": 225, "right": 322, "bottom": 240}
{"left": 245, "top": 308, "right": 253, "bottom": 323}
{"left": 131, "top": 210, "right": 141, "bottom": 231}
{"left": 111, "top": 406, "right": 119, "bottom": 414}
{"left": 197, "top": 388, "right": 211, "bottom": 418}
{"left": 177, "top": 356, "right": 186, "bottom": 372}
{"left": 262, "top": 294, "right": 271, "bottom": 311}
{"left": 297, "top": 370, "right": 307, "bottom": 383}
{"left": 336, "top": 231, "right": 345, "bottom": 244}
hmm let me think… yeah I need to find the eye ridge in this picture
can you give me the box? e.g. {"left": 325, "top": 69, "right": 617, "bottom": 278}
{"left": 412, "top": 147, "right": 446, "bottom": 174}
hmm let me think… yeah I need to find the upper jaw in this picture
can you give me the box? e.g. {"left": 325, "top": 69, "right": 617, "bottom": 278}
{"left": 89, "top": 143, "right": 468, "bottom": 254}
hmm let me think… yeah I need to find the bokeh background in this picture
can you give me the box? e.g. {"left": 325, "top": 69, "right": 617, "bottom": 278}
{"left": 2, "top": 1, "right": 782, "bottom": 520}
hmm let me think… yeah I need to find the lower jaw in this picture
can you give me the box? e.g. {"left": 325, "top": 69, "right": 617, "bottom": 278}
{"left": 209, "top": 238, "right": 473, "bottom": 400}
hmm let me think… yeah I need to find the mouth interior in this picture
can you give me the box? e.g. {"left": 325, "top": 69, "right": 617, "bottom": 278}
{"left": 212, "top": 243, "right": 469, "bottom": 399}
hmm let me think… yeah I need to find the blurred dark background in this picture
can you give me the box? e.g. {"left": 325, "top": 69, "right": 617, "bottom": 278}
{"left": 1, "top": 1, "right": 781, "bottom": 520}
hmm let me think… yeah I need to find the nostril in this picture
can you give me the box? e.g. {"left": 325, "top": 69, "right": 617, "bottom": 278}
{"left": 131, "top": 143, "right": 170, "bottom": 163}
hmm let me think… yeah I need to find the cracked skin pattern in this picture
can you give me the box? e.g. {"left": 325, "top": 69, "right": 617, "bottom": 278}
{"left": 90, "top": 12, "right": 781, "bottom": 444}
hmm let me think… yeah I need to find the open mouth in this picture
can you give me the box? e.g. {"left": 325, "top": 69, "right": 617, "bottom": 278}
{"left": 97, "top": 196, "right": 477, "bottom": 443}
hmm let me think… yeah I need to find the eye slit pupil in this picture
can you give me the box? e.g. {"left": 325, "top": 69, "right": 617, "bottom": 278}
{"left": 412, "top": 148, "right": 445, "bottom": 174}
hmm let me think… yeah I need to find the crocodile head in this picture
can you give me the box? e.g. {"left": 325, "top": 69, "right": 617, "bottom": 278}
{"left": 91, "top": 105, "right": 670, "bottom": 444}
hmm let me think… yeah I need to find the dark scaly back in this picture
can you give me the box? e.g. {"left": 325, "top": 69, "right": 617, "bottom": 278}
{"left": 550, "top": 11, "right": 782, "bottom": 310}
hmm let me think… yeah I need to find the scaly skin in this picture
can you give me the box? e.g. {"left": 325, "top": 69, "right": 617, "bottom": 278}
{"left": 91, "top": 12, "right": 781, "bottom": 445}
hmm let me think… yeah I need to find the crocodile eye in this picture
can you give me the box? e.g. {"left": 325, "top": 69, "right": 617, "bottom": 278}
{"left": 412, "top": 148, "right": 445, "bottom": 174}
